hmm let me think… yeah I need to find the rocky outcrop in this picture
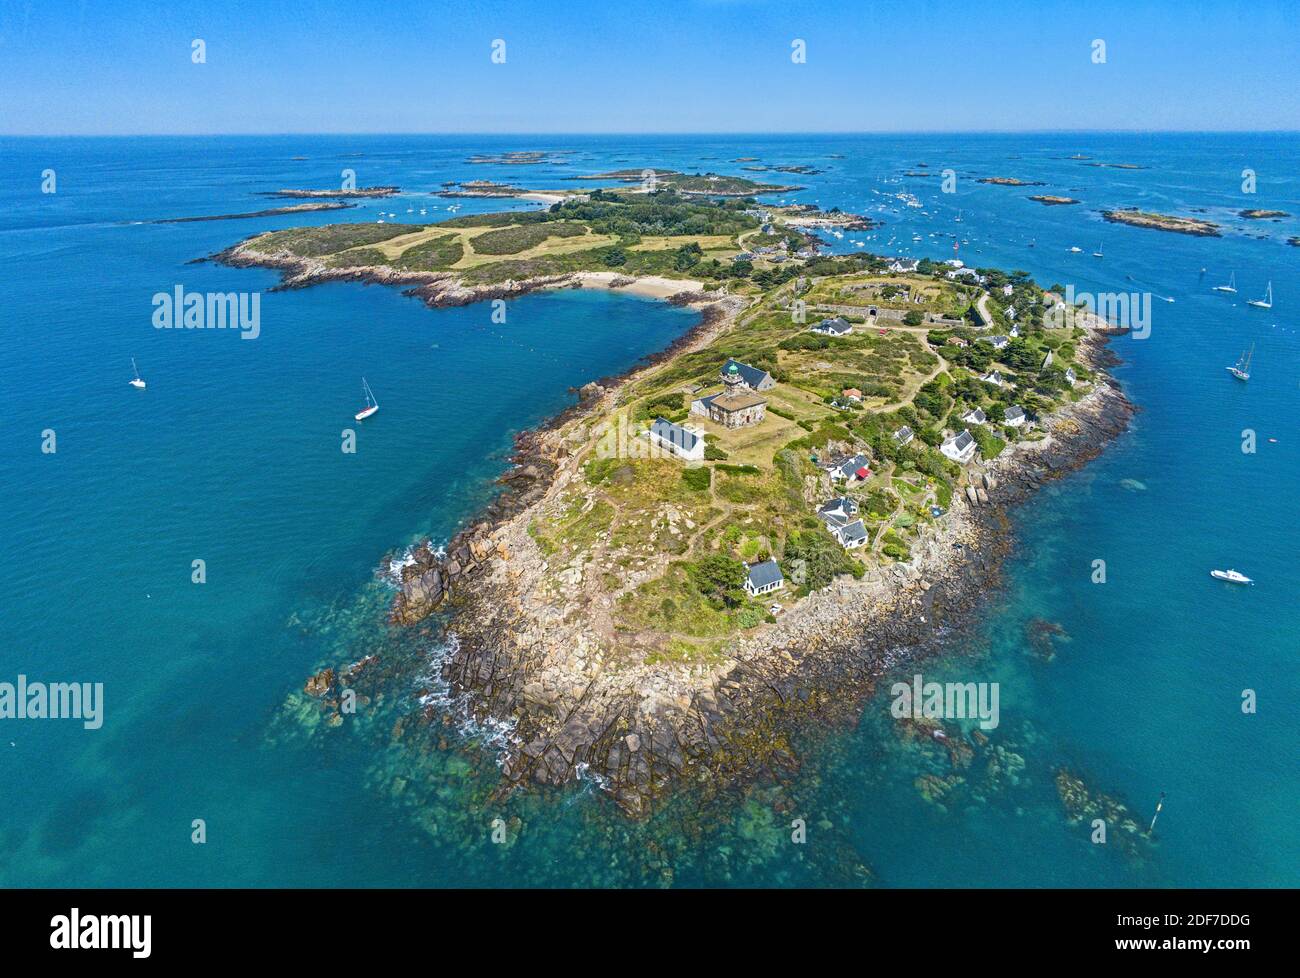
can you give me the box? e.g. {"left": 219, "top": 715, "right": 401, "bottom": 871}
{"left": 1101, "top": 209, "right": 1221, "bottom": 237}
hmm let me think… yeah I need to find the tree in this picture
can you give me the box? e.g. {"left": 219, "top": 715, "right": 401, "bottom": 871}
{"left": 602, "top": 248, "right": 627, "bottom": 267}
{"left": 691, "top": 553, "right": 747, "bottom": 608}
{"left": 903, "top": 310, "right": 924, "bottom": 327}
{"left": 673, "top": 242, "right": 702, "bottom": 271}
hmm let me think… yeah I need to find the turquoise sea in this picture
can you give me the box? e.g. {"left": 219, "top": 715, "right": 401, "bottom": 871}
{"left": 1, "top": 134, "right": 1295, "bottom": 887}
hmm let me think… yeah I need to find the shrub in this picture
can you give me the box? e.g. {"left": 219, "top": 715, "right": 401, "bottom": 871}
{"left": 682, "top": 467, "right": 712, "bottom": 492}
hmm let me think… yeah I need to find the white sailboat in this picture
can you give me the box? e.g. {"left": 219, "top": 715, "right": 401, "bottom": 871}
{"left": 1212, "top": 271, "right": 1237, "bottom": 294}
{"left": 129, "top": 357, "right": 146, "bottom": 389}
{"left": 1226, "top": 343, "right": 1253, "bottom": 381}
{"left": 1246, "top": 281, "right": 1273, "bottom": 309}
{"left": 354, "top": 377, "right": 379, "bottom": 421}
{"left": 1092, "top": 242, "right": 1104, "bottom": 258}
{"left": 1210, "top": 569, "right": 1253, "bottom": 585}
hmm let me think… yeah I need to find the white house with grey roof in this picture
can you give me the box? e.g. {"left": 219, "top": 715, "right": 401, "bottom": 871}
{"left": 648, "top": 417, "right": 705, "bottom": 461}
{"left": 980, "top": 370, "right": 1004, "bottom": 387}
{"left": 941, "top": 429, "right": 978, "bottom": 464}
{"left": 962, "top": 406, "right": 987, "bottom": 425}
{"left": 832, "top": 519, "right": 869, "bottom": 550}
{"left": 818, "top": 495, "right": 869, "bottom": 550}
{"left": 893, "top": 425, "right": 914, "bottom": 446}
{"left": 810, "top": 316, "right": 854, "bottom": 337}
{"left": 1064, "top": 367, "right": 1078, "bottom": 386}
{"left": 981, "top": 334, "right": 1010, "bottom": 350}
{"left": 744, "top": 559, "right": 785, "bottom": 597}
{"left": 1003, "top": 405, "right": 1026, "bottom": 428}
{"left": 829, "top": 453, "right": 871, "bottom": 483}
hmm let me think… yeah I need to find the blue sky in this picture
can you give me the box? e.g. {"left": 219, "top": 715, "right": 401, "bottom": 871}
{"left": 1, "top": 0, "right": 1297, "bottom": 134}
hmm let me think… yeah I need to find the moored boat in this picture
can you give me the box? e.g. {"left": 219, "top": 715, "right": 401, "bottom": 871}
{"left": 1246, "top": 281, "right": 1272, "bottom": 309}
{"left": 1226, "top": 343, "right": 1253, "bottom": 381}
{"left": 354, "top": 377, "right": 379, "bottom": 421}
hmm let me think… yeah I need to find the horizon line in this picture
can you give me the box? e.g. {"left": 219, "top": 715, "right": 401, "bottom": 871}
{"left": 4, "top": 128, "right": 1300, "bottom": 139}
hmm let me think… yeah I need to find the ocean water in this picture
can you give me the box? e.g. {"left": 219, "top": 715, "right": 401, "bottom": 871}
{"left": 0, "top": 134, "right": 1295, "bottom": 887}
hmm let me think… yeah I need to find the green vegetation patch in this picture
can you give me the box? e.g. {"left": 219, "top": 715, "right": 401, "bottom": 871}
{"left": 393, "top": 234, "right": 464, "bottom": 270}
{"left": 250, "top": 222, "right": 414, "bottom": 258}
{"left": 470, "top": 221, "right": 588, "bottom": 255}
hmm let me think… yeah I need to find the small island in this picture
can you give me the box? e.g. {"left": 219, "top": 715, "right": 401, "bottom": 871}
{"left": 561, "top": 169, "right": 803, "bottom": 196}
{"left": 1028, "top": 195, "right": 1079, "bottom": 206}
{"left": 153, "top": 201, "right": 354, "bottom": 223}
{"left": 1101, "top": 209, "right": 1222, "bottom": 236}
{"left": 978, "top": 177, "right": 1046, "bottom": 187}
{"left": 1239, "top": 209, "right": 1290, "bottom": 219}
{"left": 227, "top": 186, "right": 1132, "bottom": 815}
{"left": 264, "top": 186, "right": 399, "bottom": 199}
{"left": 465, "top": 150, "right": 574, "bottom": 165}
{"left": 434, "top": 180, "right": 528, "bottom": 198}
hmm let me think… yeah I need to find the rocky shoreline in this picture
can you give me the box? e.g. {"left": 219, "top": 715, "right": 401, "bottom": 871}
{"left": 387, "top": 330, "right": 1135, "bottom": 816}
{"left": 209, "top": 239, "right": 721, "bottom": 310}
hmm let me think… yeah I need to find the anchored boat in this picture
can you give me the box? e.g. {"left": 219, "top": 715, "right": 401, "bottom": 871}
{"left": 1246, "top": 281, "right": 1272, "bottom": 309}
{"left": 129, "top": 357, "right": 146, "bottom": 389}
{"left": 1226, "top": 343, "right": 1253, "bottom": 381}
{"left": 1212, "top": 271, "right": 1237, "bottom": 294}
{"left": 354, "top": 377, "right": 379, "bottom": 421}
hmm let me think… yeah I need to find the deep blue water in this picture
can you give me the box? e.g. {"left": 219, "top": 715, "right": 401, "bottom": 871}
{"left": 0, "top": 134, "right": 1295, "bottom": 887}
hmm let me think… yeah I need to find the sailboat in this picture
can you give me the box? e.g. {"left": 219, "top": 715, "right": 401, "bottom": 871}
{"left": 1092, "top": 242, "right": 1104, "bottom": 258}
{"left": 129, "top": 357, "right": 146, "bottom": 389}
{"left": 1246, "top": 281, "right": 1273, "bottom": 309}
{"left": 1212, "top": 271, "right": 1237, "bottom": 294}
{"left": 354, "top": 377, "right": 379, "bottom": 421}
{"left": 1227, "top": 343, "right": 1254, "bottom": 381}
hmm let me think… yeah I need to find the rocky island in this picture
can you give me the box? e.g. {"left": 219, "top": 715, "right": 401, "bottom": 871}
{"left": 978, "top": 177, "right": 1046, "bottom": 187}
{"left": 1239, "top": 209, "right": 1290, "bottom": 219}
{"left": 1028, "top": 195, "right": 1079, "bottom": 206}
{"left": 220, "top": 189, "right": 1132, "bottom": 816}
{"left": 1101, "top": 209, "right": 1222, "bottom": 236}
{"left": 264, "top": 186, "right": 399, "bottom": 199}
{"left": 562, "top": 169, "right": 803, "bottom": 196}
{"left": 153, "top": 201, "right": 354, "bottom": 223}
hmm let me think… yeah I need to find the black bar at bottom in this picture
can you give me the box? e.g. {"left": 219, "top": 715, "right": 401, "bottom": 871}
{"left": 0, "top": 887, "right": 1284, "bottom": 963}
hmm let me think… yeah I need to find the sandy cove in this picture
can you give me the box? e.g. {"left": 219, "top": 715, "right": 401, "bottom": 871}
{"left": 569, "top": 270, "right": 706, "bottom": 301}
{"left": 389, "top": 331, "right": 1135, "bottom": 817}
